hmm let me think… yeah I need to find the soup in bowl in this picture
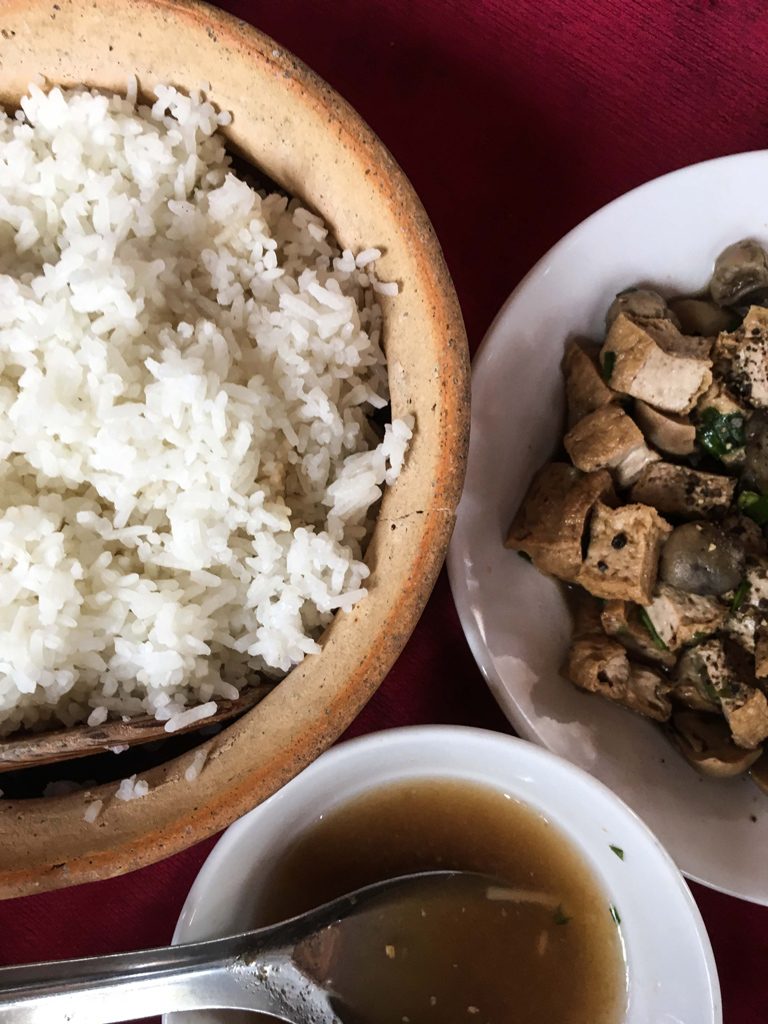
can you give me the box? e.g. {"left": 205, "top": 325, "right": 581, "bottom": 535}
{"left": 169, "top": 725, "right": 720, "bottom": 1024}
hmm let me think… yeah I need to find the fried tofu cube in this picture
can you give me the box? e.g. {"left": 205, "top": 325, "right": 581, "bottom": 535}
{"left": 675, "top": 638, "right": 768, "bottom": 750}
{"left": 566, "top": 636, "right": 671, "bottom": 721}
{"left": 562, "top": 340, "right": 614, "bottom": 427}
{"left": 713, "top": 306, "right": 768, "bottom": 409}
{"left": 576, "top": 501, "right": 671, "bottom": 604}
{"left": 505, "top": 464, "right": 614, "bottom": 582}
{"left": 697, "top": 379, "right": 746, "bottom": 418}
{"left": 601, "top": 313, "right": 712, "bottom": 413}
{"left": 566, "top": 634, "right": 630, "bottom": 696}
{"left": 628, "top": 462, "right": 735, "bottom": 519}
{"left": 727, "top": 688, "right": 768, "bottom": 750}
{"left": 564, "top": 404, "right": 659, "bottom": 486}
{"left": 643, "top": 584, "right": 726, "bottom": 652}
{"left": 600, "top": 599, "right": 676, "bottom": 667}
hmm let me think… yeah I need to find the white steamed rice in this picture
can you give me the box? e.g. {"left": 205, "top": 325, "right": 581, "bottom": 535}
{"left": 0, "top": 80, "right": 412, "bottom": 738}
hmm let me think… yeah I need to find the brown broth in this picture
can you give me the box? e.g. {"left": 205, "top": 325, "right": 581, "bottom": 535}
{"left": 253, "top": 777, "right": 627, "bottom": 1024}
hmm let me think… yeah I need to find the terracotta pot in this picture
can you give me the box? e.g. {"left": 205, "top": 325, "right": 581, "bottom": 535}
{"left": 0, "top": 0, "right": 469, "bottom": 897}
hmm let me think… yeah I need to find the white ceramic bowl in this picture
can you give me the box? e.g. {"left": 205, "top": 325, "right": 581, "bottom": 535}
{"left": 448, "top": 150, "right": 768, "bottom": 905}
{"left": 169, "top": 725, "right": 720, "bottom": 1024}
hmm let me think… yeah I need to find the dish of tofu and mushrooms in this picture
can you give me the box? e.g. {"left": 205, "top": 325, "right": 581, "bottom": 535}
{"left": 507, "top": 238, "right": 768, "bottom": 787}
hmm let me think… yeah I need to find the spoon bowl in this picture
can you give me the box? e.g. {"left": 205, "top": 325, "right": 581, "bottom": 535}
{"left": 0, "top": 871, "right": 494, "bottom": 1024}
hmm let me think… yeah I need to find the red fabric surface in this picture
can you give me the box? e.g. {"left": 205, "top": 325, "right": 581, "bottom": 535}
{"left": 2, "top": 0, "right": 768, "bottom": 1019}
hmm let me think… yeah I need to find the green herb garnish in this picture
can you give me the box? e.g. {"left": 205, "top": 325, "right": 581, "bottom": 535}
{"left": 553, "top": 904, "right": 571, "bottom": 926}
{"left": 601, "top": 350, "right": 617, "bottom": 382}
{"left": 696, "top": 407, "right": 745, "bottom": 460}
{"left": 731, "top": 579, "right": 750, "bottom": 613}
{"left": 609, "top": 844, "right": 624, "bottom": 860}
{"left": 638, "top": 607, "right": 669, "bottom": 651}
{"left": 738, "top": 490, "right": 768, "bottom": 526}
{"left": 609, "top": 905, "right": 621, "bottom": 926}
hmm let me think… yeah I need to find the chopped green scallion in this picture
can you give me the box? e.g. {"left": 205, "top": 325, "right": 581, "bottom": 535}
{"left": 738, "top": 490, "right": 768, "bottom": 526}
{"left": 609, "top": 844, "right": 625, "bottom": 860}
{"left": 601, "top": 350, "right": 616, "bottom": 382}
{"left": 638, "top": 607, "right": 668, "bottom": 651}
{"left": 731, "top": 579, "right": 750, "bottom": 613}
{"left": 696, "top": 407, "right": 745, "bottom": 460}
{"left": 553, "top": 904, "right": 571, "bottom": 926}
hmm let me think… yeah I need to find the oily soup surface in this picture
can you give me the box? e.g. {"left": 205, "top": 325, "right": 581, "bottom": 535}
{"left": 256, "top": 779, "right": 626, "bottom": 1024}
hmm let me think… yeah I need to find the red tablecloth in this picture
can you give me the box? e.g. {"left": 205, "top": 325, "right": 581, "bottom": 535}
{"left": 2, "top": 0, "right": 768, "bottom": 1019}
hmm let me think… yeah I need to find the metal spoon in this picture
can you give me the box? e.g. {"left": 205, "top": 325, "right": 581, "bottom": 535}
{"left": 0, "top": 870, "right": 492, "bottom": 1024}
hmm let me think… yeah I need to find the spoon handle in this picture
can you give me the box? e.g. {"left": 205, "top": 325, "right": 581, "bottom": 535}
{"left": 0, "top": 932, "right": 308, "bottom": 1023}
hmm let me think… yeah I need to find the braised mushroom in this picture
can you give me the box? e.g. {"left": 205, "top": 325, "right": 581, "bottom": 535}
{"left": 633, "top": 400, "right": 696, "bottom": 457}
{"left": 670, "top": 710, "right": 762, "bottom": 777}
{"left": 716, "top": 512, "right": 766, "bottom": 559}
{"left": 605, "top": 288, "right": 679, "bottom": 329}
{"left": 668, "top": 296, "right": 735, "bottom": 336}
{"left": 710, "top": 239, "right": 768, "bottom": 308}
{"left": 622, "top": 665, "right": 672, "bottom": 722}
{"left": 673, "top": 647, "right": 720, "bottom": 713}
{"left": 564, "top": 404, "right": 659, "bottom": 485}
{"left": 659, "top": 522, "right": 745, "bottom": 596}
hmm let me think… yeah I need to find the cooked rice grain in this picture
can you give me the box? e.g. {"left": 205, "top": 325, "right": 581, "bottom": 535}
{"left": 0, "top": 82, "right": 412, "bottom": 736}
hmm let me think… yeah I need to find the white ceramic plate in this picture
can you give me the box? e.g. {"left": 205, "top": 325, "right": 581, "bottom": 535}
{"left": 448, "top": 150, "right": 768, "bottom": 905}
{"left": 169, "top": 726, "right": 720, "bottom": 1024}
